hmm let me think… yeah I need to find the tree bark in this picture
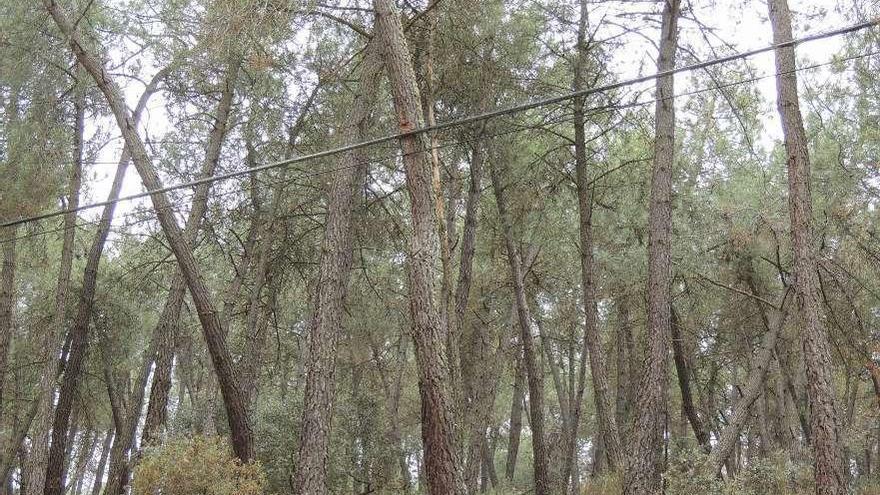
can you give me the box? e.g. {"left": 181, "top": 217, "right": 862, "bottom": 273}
{"left": 36, "top": 69, "right": 85, "bottom": 495}
{"left": 767, "top": 0, "right": 846, "bottom": 492}
{"left": 293, "top": 40, "right": 383, "bottom": 495}
{"left": 89, "top": 430, "right": 113, "bottom": 495}
{"left": 624, "top": 1, "right": 680, "bottom": 493}
{"left": 139, "top": 55, "right": 241, "bottom": 450}
{"left": 505, "top": 351, "right": 526, "bottom": 482}
{"left": 488, "top": 160, "right": 550, "bottom": 495}
{"left": 670, "top": 309, "right": 711, "bottom": 452}
{"left": 44, "top": 0, "right": 254, "bottom": 462}
{"left": 373, "top": 1, "right": 464, "bottom": 492}
{"left": 709, "top": 291, "right": 791, "bottom": 474}
{"left": 566, "top": 2, "right": 623, "bottom": 490}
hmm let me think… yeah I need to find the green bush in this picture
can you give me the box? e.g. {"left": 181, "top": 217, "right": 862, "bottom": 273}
{"left": 132, "top": 436, "right": 267, "bottom": 495}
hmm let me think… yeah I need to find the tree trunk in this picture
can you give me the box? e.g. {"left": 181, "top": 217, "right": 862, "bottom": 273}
{"left": 615, "top": 291, "right": 635, "bottom": 445}
{"left": 89, "top": 430, "right": 113, "bottom": 495}
{"left": 38, "top": 70, "right": 85, "bottom": 495}
{"left": 505, "top": 351, "right": 525, "bottom": 482}
{"left": 0, "top": 226, "right": 17, "bottom": 427}
{"left": 140, "top": 55, "right": 241, "bottom": 450}
{"left": 45, "top": 0, "right": 254, "bottom": 462}
{"left": 293, "top": 40, "right": 383, "bottom": 495}
{"left": 416, "top": 1, "right": 454, "bottom": 375}
{"left": 767, "top": 0, "right": 846, "bottom": 492}
{"left": 455, "top": 143, "right": 487, "bottom": 494}
{"left": 623, "top": 1, "right": 680, "bottom": 493}
{"left": 709, "top": 292, "right": 791, "bottom": 474}
{"left": 488, "top": 160, "right": 550, "bottom": 495}
{"left": 670, "top": 309, "right": 711, "bottom": 452}
{"left": 373, "top": 0, "right": 464, "bottom": 493}
{"left": 566, "top": 2, "right": 623, "bottom": 490}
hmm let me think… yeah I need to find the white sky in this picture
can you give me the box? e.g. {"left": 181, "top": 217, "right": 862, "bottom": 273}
{"left": 82, "top": 0, "right": 855, "bottom": 230}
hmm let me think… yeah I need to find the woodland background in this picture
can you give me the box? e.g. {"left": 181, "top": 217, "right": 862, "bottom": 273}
{"left": 0, "top": 0, "right": 879, "bottom": 494}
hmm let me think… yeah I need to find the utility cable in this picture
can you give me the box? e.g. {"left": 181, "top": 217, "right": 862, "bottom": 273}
{"left": 1, "top": 18, "right": 876, "bottom": 229}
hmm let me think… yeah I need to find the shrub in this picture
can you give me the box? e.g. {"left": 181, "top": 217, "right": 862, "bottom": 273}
{"left": 132, "top": 436, "right": 267, "bottom": 495}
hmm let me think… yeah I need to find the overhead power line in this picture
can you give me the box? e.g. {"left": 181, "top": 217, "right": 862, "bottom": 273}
{"left": 1, "top": 17, "right": 878, "bottom": 230}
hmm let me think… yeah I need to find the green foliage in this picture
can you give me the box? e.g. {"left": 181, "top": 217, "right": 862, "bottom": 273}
{"left": 132, "top": 436, "right": 267, "bottom": 495}
{"left": 663, "top": 450, "right": 814, "bottom": 495}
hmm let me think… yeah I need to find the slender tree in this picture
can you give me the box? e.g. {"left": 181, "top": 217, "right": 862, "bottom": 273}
{"left": 566, "top": 0, "right": 623, "bottom": 489}
{"left": 373, "top": 0, "right": 464, "bottom": 492}
{"left": 293, "top": 40, "right": 383, "bottom": 494}
{"left": 767, "top": 0, "right": 847, "bottom": 492}
{"left": 488, "top": 158, "right": 551, "bottom": 495}
{"left": 624, "top": 1, "right": 681, "bottom": 493}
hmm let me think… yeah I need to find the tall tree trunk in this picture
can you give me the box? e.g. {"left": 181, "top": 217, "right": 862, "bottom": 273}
{"left": 623, "top": 1, "right": 680, "bottom": 493}
{"left": 488, "top": 161, "right": 550, "bottom": 495}
{"left": 45, "top": 0, "right": 254, "bottom": 462}
{"left": 373, "top": 1, "right": 464, "bottom": 492}
{"left": 767, "top": 0, "right": 846, "bottom": 492}
{"left": 416, "top": 0, "right": 453, "bottom": 362}
{"left": 293, "top": 40, "right": 383, "bottom": 495}
{"left": 566, "top": 2, "right": 623, "bottom": 490}
{"left": 37, "top": 70, "right": 85, "bottom": 495}
{"left": 615, "top": 291, "right": 634, "bottom": 445}
{"left": 455, "top": 142, "right": 486, "bottom": 494}
{"left": 139, "top": 55, "right": 241, "bottom": 450}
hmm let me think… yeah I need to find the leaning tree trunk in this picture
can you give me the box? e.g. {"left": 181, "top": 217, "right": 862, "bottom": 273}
{"left": 708, "top": 289, "right": 791, "bottom": 474}
{"left": 767, "top": 0, "right": 846, "bottom": 492}
{"left": 670, "top": 309, "right": 711, "bottom": 452}
{"left": 373, "top": 1, "right": 464, "bottom": 493}
{"left": 108, "top": 55, "right": 229, "bottom": 488}
{"left": 139, "top": 55, "right": 241, "bottom": 451}
{"left": 292, "top": 40, "right": 383, "bottom": 495}
{"left": 44, "top": 0, "right": 254, "bottom": 462}
{"left": 34, "top": 66, "right": 167, "bottom": 495}
{"left": 566, "top": 1, "right": 623, "bottom": 490}
{"left": 624, "top": 1, "right": 680, "bottom": 494}
{"left": 488, "top": 160, "right": 551, "bottom": 495}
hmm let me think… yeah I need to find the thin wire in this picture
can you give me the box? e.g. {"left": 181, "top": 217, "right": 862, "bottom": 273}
{"left": 1, "top": 49, "right": 875, "bottom": 246}
{"left": 2, "top": 18, "right": 877, "bottom": 230}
